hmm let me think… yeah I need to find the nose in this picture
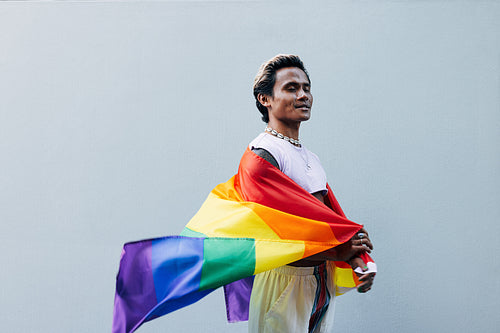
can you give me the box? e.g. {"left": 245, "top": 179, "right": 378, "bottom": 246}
{"left": 297, "top": 88, "right": 309, "bottom": 100}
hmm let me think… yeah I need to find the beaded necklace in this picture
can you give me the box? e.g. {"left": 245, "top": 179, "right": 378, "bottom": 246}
{"left": 265, "top": 126, "right": 301, "bottom": 147}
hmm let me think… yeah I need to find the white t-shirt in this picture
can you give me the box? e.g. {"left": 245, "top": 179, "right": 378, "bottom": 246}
{"left": 249, "top": 132, "right": 328, "bottom": 195}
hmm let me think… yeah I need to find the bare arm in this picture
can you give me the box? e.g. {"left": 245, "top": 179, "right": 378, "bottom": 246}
{"left": 251, "top": 147, "right": 279, "bottom": 169}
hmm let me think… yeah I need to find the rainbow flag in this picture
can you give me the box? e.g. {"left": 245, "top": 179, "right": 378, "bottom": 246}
{"left": 113, "top": 148, "right": 376, "bottom": 333}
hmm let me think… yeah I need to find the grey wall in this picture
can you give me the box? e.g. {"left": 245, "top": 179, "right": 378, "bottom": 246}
{"left": 1, "top": 1, "right": 499, "bottom": 332}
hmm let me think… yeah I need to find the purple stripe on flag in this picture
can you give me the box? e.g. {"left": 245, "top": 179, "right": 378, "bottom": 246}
{"left": 224, "top": 276, "right": 254, "bottom": 322}
{"left": 113, "top": 237, "right": 217, "bottom": 332}
{"left": 113, "top": 240, "right": 156, "bottom": 333}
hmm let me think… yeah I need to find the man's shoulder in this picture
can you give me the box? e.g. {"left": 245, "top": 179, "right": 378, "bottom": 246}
{"left": 249, "top": 132, "right": 289, "bottom": 170}
{"left": 251, "top": 147, "right": 279, "bottom": 169}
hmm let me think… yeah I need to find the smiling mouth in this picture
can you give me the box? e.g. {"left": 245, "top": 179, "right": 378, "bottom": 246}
{"left": 296, "top": 105, "right": 310, "bottom": 110}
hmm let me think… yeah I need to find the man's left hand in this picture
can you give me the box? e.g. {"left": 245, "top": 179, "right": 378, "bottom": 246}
{"left": 349, "top": 256, "right": 375, "bottom": 293}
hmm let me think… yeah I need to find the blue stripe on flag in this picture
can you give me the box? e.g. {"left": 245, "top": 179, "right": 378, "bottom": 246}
{"left": 148, "top": 237, "right": 214, "bottom": 320}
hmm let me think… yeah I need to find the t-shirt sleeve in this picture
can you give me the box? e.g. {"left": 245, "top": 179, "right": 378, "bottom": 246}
{"left": 249, "top": 135, "right": 287, "bottom": 171}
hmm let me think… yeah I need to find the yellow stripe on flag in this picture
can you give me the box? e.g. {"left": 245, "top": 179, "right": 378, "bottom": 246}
{"left": 254, "top": 240, "right": 305, "bottom": 273}
{"left": 335, "top": 266, "right": 357, "bottom": 289}
{"left": 186, "top": 193, "right": 281, "bottom": 240}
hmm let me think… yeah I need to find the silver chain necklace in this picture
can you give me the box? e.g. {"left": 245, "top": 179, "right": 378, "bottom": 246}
{"left": 265, "top": 126, "right": 301, "bottom": 147}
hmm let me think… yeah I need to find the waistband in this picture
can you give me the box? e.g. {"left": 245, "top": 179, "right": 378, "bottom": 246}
{"left": 271, "top": 262, "right": 326, "bottom": 276}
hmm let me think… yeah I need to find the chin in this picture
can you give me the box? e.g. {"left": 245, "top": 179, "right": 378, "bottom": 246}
{"left": 300, "top": 114, "right": 311, "bottom": 121}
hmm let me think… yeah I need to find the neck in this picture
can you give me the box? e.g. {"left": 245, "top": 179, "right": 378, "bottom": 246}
{"left": 267, "top": 120, "right": 300, "bottom": 140}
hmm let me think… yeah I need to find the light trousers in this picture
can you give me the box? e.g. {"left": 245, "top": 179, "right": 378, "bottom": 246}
{"left": 248, "top": 263, "right": 336, "bottom": 333}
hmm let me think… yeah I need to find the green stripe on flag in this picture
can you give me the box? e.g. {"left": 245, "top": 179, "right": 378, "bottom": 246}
{"left": 180, "top": 227, "right": 206, "bottom": 238}
{"left": 199, "top": 238, "right": 256, "bottom": 290}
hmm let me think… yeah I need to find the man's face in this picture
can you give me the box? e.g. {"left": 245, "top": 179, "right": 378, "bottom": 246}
{"left": 267, "top": 67, "right": 313, "bottom": 124}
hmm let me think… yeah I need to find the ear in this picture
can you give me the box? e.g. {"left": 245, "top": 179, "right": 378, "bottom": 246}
{"left": 258, "top": 93, "right": 271, "bottom": 107}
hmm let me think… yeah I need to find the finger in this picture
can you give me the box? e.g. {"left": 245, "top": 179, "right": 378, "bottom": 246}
{"left": 357, "top": 238, "right": 373, "bottom": 251}
{"left": 354, "top": 243, "right": 371, "bottom": 254}
{"left": 360, "top": 274, "right": 375, "bottom": 283}
{"left": 358, "top": 274, "right": 370, "bottom": 281}
{"left": 357, "top": 278, "right": 369, "bottom": 287}
{"left": 359, "top": 272, "right": 375, "bottom": 280}
{"left": 363, "top": 239, "right": 374, "bottom": 250}
{"left": 358, "top": 228, "right": 373, "bottom": 249}
{"left": 357, "top": 280, "right": 372, "bottom": 293}
{"left": 362, "top": 280, "right": 373, "bottom": 289}
{"left": 359, "top": 227, "right": 369, "bottom": 237}
{"left": 358, "top": 286, "right": 371, "bottom": 293}
{"left": 359, "top": 277, "right": 375, "bottom": 292}
{"left": 358, "top": 280, "right": 372, "bottom": 290}
{"left": 357, "top": 276, "right": 374, "bottom": 292}
{"left": 349, "top": 257, "right": 366, "bottom": 271}
{"left": 355, "top": 246, "right": 371, "bottom": 254}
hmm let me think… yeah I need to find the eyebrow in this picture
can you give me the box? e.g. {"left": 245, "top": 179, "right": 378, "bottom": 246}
{"left": 283, "top": 81, "right": 311, "bottom": 88}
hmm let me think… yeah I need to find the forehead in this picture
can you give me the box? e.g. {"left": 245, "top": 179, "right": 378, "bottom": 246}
{"left": 274, "top": 67, "right": 310, "bottom": 87}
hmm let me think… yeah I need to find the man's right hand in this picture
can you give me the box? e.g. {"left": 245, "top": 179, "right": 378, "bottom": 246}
{"left": 319, "top": 228, "right": 373, "bottom": 262}
{"left": 290, "top": 228, "right": 373, "bottom": 266}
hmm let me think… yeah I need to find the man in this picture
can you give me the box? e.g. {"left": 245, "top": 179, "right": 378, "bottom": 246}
{"left": 111, "top": 54, "right": 375, "bottom": 333}
{"left": 247, "top": 54, "right": 375, "bottom": 333}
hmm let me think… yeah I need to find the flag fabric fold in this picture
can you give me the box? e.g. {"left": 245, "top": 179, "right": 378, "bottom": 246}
{"left": 113, "top": 148, "right": 376, "bottom": 332}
